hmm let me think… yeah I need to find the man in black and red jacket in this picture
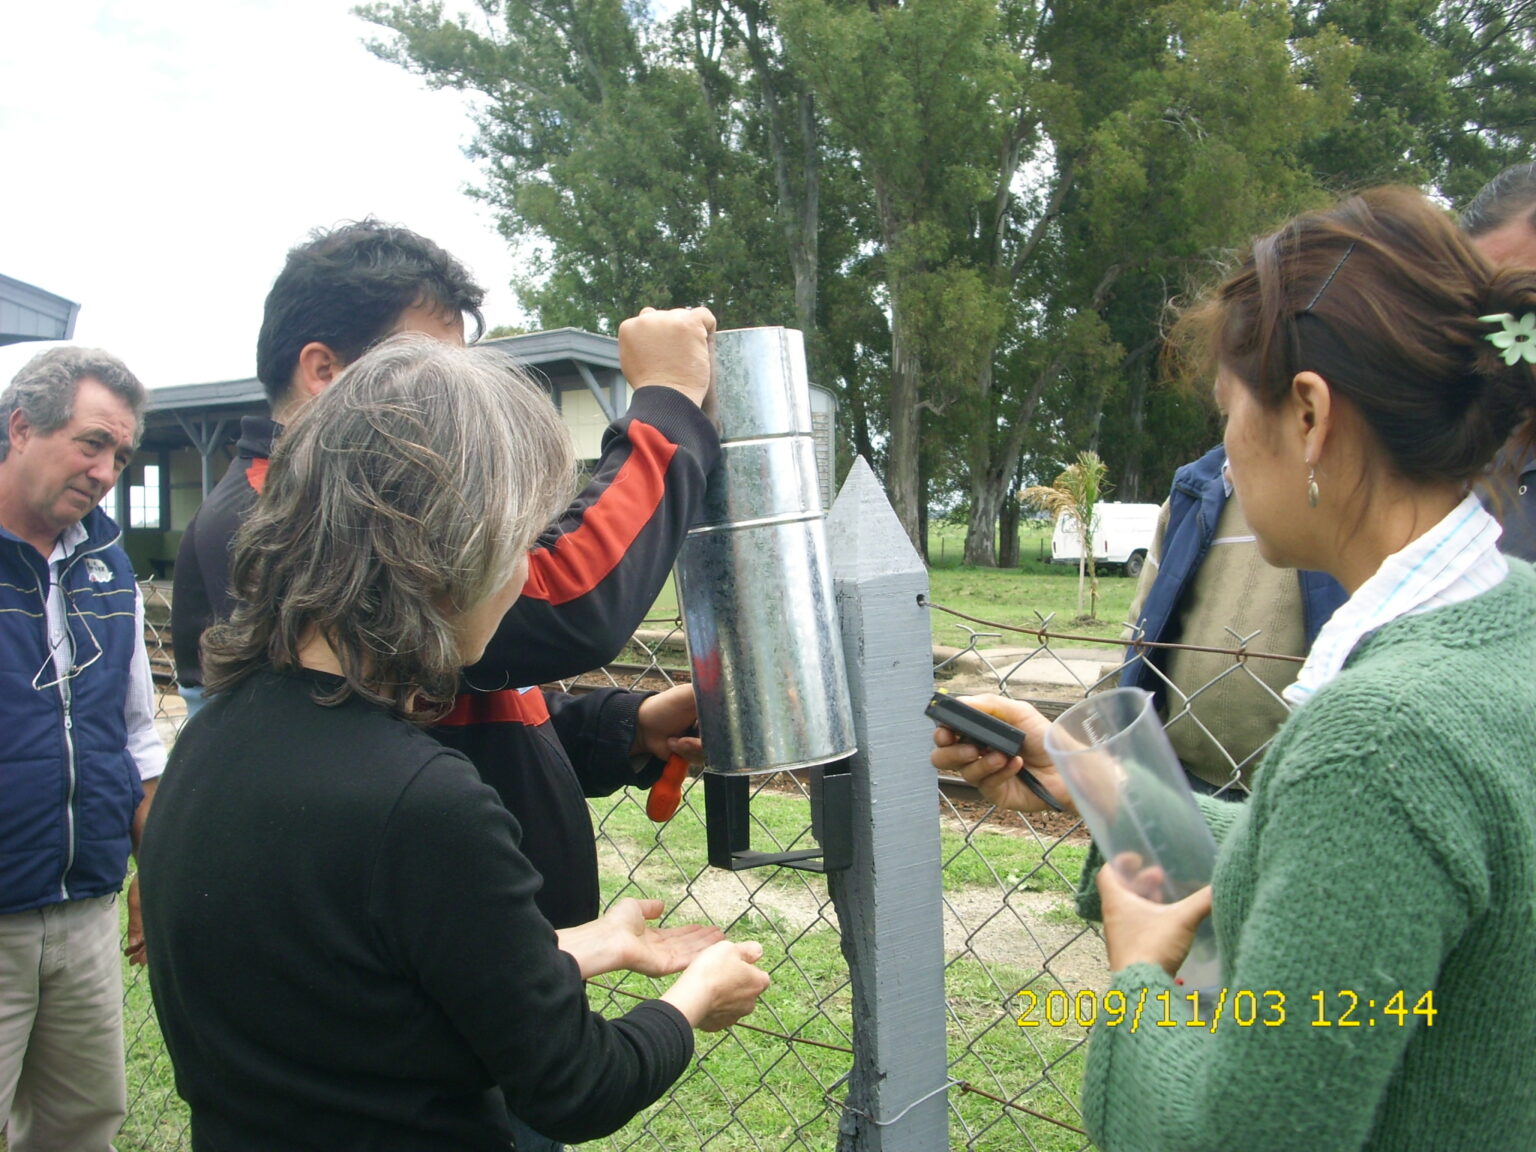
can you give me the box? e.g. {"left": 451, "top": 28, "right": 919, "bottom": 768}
{"left": 172, "top": 222, "right": 719, "bottom": 937}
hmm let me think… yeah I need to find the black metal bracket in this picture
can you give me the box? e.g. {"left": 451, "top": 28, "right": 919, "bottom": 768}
{"left": 705, "top": 759, "right": 853, "bottom": 873}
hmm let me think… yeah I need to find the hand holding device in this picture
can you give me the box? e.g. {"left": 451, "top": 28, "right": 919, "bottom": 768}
{"left": 926, "top": 691, "right": 1064, "bottom": 812}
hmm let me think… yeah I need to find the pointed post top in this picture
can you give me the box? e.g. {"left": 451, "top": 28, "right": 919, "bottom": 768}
{"left": 827, "top": 457, "right": 925, "bottom": 580}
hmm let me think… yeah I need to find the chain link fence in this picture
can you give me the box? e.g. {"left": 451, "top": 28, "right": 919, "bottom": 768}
{"left": 921, "top": 597, "right": 1303, "bottom": 1150}
{"left": 120, "top": 579, "right": 1299, "bottom": 1151}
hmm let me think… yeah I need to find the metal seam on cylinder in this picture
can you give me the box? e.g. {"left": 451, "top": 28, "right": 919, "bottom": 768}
{"left": 685, "top": 511, "right": 828, "bottom": 536}
{"left": 718, "top": 433, "right": 816, "bottom": 448}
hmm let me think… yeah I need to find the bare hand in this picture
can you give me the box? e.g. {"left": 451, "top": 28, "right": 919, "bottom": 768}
{"left": 1097, "top": 854, "right": 1212, "bottom": 977}
{"left": 930, "top": 694, "right": 1073, "bottom": 814}
{"left": 557, "top": 898, "right": 723, "bottom": 979}
{"left": 123, "top": 872, "right": 147, "bottom": 966}
{"left": 663, "top": 939, "right": 772, "bottom": 1032}
{"left": 605, "top": 898, "right": 723, "bottom": 977}
{"left": 634, "top": 685, "right": 704, "bottom": 765}
{"left": 618, "top": 306, "right": 717, "bottom": 407}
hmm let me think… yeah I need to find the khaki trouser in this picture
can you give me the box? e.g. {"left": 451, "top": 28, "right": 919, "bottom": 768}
{"left": 0, "top": 894, "right": 126, "bottom": 1152}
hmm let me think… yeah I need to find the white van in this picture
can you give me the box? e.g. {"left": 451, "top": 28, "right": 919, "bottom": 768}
{"left": 1049, "top": 502, "right": 1161, "bottom": 578}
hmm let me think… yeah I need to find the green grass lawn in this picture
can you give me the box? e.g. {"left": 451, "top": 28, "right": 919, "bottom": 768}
{"left": 926, "top": 521, "right": 1137, "bottom": 644}
{"left": 926, "top": 566, "right": 1135, "bottom": 648}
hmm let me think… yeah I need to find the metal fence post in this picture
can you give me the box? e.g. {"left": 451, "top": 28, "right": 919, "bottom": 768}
{"left": 827, "top": 457, "right": 949, "bottom": 1150}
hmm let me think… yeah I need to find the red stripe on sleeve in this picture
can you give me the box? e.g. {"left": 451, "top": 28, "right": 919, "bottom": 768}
{"left": 247, "top": 457, "right": 269, "bottom": 494}
{"left": 436, "top": 688, "right": 552, "bottom": 728}
{"left": 521, "top": 421, "right": 678, "bottom": 606}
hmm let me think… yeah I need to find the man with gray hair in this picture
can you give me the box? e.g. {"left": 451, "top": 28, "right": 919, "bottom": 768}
{"left": 1463, "top": 163, "right": 1536, "bottom": 560}
{"left": 0, "top": 347, "right": 166, "bottom": 1151}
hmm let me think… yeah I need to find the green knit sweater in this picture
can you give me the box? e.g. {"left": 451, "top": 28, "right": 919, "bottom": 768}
{"left": 1081, "top": 563, "right": 1536, "bottom": 1151}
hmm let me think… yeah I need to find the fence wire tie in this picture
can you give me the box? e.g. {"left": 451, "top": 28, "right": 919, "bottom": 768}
{"left": 824, "top": 1074, "right": 959, "bottom": 1127}
{"left": 1223, "top": 625, "right": 1263, "bottom": 666}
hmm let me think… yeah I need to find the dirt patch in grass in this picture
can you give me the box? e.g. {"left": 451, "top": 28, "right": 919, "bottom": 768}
{"left": 624, "top": 846, "right": 1109, "bottom": 996}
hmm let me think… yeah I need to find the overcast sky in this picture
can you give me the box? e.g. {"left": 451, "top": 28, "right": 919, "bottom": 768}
{"left": 0, "top": 0, "right": 608, "bottom": 389}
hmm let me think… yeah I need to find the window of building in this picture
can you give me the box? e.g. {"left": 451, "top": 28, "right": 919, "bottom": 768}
{"left": 129, "top": 463, "right": 162, "bottom": 529}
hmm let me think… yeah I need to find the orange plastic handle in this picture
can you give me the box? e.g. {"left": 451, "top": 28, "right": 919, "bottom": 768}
{"left": 646, "top": 753, "right": 690, "bottom": 822}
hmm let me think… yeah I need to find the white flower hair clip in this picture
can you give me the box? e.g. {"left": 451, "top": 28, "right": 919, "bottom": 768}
{"left": 1481, "top": 312, "right": 1536, "bottom": 367}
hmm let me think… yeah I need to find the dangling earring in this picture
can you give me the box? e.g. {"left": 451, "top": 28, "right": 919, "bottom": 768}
{"left": 1307, "top": 467, "right": 1319, "bottom": 509}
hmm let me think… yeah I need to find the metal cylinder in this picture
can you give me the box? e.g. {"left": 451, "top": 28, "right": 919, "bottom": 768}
{"left": 676, "top": 327, "right": 856, "bottom": 774}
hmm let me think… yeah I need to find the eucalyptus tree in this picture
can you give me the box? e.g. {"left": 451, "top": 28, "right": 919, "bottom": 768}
{"left": 359, "top": 0, "right": 798, "bottom": 332}
{"left": 1294, "top": 0, "right": 1536, "bottom": 201}
{"left": 358, "top": 0, "right": 1536, "bottom": 567}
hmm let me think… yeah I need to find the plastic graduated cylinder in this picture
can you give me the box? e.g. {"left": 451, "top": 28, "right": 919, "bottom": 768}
{"left": 1043, "top": 687, "right": 1221, "bottom": 994}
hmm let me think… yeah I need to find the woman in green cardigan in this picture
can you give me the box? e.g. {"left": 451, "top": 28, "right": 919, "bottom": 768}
{"left": 935, "top": 187, "right": 1536, "bottom": 1150}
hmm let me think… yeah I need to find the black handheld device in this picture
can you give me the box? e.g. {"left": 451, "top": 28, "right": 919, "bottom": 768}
{"left": 925, "top": 692, "right": 1064, "bottom": 812}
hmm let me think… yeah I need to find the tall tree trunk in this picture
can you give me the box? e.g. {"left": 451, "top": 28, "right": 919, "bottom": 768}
{"left": 962, "top": 361, "right": 1000, "bottom": 567}
{"left": 847, "top": 385, "right": 874, "bottom": 465}
{"left": 917, "top": 449, "right": 931, "bottom": 565}
{"left": 887, "top": 294, "right": 923, "bottom": 550}
{"left": 959, "top": 157, "right": 1076, "bottom": 567}
{"left": 965, "top": 479, "right": 1005, "bottom": 567}
{"left": 839, "top": 339, "right": 875, "bottom": 465}
{"left": 792, "top": 88, "right": 820, "bottom": 355}
{"left": 1075, "top": 267, "right": 1129, "bottom": 468}
{"left": 999, "top": 491, "right": 1020, "bottom": 568}
{"left": 1117, "top": 339, "right": 1157, "bottom": 502}
{"left": 739, "top": 4, "right": 822, "bottom": 374}
{"left": 964, "top": 350, "right": 1067, "bottom": 566}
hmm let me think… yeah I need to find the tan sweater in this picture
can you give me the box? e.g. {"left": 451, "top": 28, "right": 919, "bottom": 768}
{"left": 1124, "top": 497, "right": 1306, "bottom": 788}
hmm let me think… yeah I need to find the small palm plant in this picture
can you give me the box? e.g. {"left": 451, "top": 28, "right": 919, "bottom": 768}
{"left": 1023, "top": 451, "right": 1111, "bottom": 621}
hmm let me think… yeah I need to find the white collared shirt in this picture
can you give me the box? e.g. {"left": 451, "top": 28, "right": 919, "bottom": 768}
{"left": 1284, "top": 493, "right": 1508, "bottom": 706}
{"left": 45, "top": 521, "right": 166, "bottom": 781}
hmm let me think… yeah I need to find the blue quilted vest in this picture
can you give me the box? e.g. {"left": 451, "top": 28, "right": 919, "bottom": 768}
{"left": 0, "top": 506, "right": 143, "bottom": 914}
{"left": 1122, "top": 446, "right": 1348, "bottom": 701}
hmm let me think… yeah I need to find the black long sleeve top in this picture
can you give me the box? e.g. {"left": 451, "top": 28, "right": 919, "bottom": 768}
{"left": 141, "top": 667, "right": 692, "bottom": 1152}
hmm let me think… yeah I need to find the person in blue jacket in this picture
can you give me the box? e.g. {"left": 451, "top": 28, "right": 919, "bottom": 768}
{"left": 1121, "top": 444, "right": 1346, "bottom": 793}
{"left": 0, "top": 347, "right": 166, "bottom": 1151}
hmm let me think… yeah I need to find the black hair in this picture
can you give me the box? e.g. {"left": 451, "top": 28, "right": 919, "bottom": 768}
{"left": 254, "top": 219, "right": 486, "bottom": 405}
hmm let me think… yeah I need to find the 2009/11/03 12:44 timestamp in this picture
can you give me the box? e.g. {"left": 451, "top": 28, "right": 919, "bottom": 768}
{"left": 1015, "top": 988, "right": 1437, "bottom": 1032}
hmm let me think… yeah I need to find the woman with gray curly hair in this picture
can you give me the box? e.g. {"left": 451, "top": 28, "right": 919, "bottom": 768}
{"left": 140, "top": 335, "right": 769, "bottom": 1151}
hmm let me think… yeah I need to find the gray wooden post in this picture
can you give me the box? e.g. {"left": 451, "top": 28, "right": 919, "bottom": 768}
{"left": 827, "top": 457, "right": 949, "bottom": 1150}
